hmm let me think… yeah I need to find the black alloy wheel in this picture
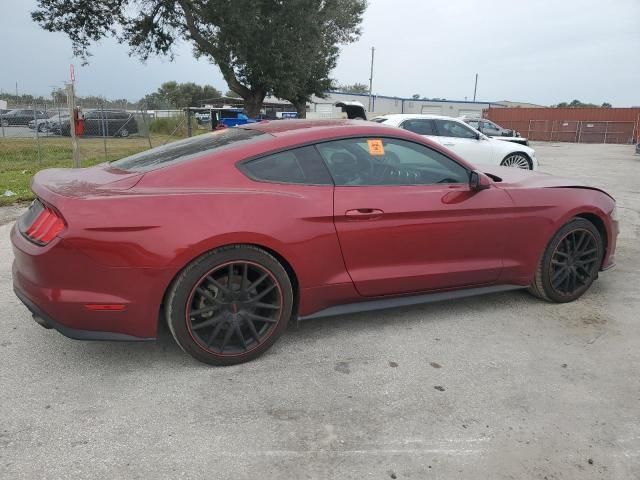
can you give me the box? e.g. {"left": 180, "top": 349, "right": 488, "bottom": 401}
{"left": 548, "top": 229, "right": 599, "bottom": 296}
{"left": 166, "top": 246, "right": 293, "bottom": 365}
{"left": 529, "top": 218, "right": 603, "bottom": 303}
{"left": 186, "top": 261, "right": 282, "bottom": 355}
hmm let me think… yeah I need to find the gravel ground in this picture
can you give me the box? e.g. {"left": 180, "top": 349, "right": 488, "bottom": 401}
{"left": 0, "top": 142, "right": 639, "bottom": 479}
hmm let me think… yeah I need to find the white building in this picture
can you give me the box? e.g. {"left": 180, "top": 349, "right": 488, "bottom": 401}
{"left": 308, "top": 91, "right": 508, "bottom": 119}
{"left": 0, "top": 99, "right": 7, "bottom": 110}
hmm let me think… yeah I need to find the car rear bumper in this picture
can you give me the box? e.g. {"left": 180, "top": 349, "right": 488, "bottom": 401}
{"left": 13, "top": 287, "right": 153, "bottom": 341}
{"left": 11, "top": 224, "right": 168, "bottom": 341}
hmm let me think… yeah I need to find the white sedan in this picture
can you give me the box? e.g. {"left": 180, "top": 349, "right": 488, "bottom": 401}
{"left": 371, "top": 114, "right": 538, "bottom": 170}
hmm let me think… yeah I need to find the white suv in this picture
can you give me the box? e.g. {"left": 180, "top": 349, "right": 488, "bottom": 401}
{"left": 372, "top": 114, "right": 537, "bottom": 170}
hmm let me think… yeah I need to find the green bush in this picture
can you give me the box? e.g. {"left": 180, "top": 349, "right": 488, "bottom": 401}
{"left": 148, "top": 116, "right": 199, "bottom": 136}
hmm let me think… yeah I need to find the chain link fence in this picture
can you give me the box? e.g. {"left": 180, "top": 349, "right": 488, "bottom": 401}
{"left": 524, "top": 119, "right": 637, "bottom": 143}
{"left": 0, "top": 97, "right": 210, "bottom": 204}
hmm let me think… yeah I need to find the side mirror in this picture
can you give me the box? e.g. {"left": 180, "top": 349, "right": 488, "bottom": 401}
{"left": 469, "top": 170, "right": 491, "bottom": 191}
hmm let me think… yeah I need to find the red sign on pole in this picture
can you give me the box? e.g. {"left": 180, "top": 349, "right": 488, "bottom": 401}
{"left": 70, "top": 64, "right": 75, "bottom": 82}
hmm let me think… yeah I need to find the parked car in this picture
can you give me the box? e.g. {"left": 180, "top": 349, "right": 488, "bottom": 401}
{"left": 636, "top": 142, "right": 640, "bottom": 155}
{"left": 461, "top": 117, "right": 529, "bottom": 146}
{"left": 0, "top": 109, "right": 49, "bottom": 126}
{"left": 372, "top": 114, "right": 537, "bottom": 169}
{"left": 335, "top": 101, "right": 367, "bottom": 120}
{"left": 45, "top": 113, "right": 71, "bottom": 135}
{"left": 28, "top": 112, "right": 70, "bottom": 133}
{"left": 195, "top": 108, "right": 255, "bottom": 128}
{"left": 12, "top": 120, "right": 617, "bottom": 366}
{"left": 59, "top": 110, "right": 138, "bottom": 137}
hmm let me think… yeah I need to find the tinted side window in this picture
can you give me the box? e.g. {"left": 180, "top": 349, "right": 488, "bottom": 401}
{"left": 435, "top": 120, "right": 478, "bottom": 139}
{"left": 401, "top": 119, "right": 436, "bottom": 135}
{"left": 242, "top": 145, "right": 333, "bottom": 185}
{"left": 316, "top": 137, "right": 468, "bottom": 186}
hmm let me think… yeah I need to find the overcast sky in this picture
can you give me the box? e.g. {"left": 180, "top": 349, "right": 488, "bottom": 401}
{"left": 0, "top": 0, "right": 638, "bottom": 106}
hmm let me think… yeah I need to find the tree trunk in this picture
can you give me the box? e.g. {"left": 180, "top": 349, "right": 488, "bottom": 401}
{"left": 242, "top": 89, "right": 266, "bottom": 118}
{"left": 294, "top": 100, "right": 307, "bottom": 119}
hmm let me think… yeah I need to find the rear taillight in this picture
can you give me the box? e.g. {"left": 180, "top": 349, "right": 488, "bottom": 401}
{"left": 19, "top": 200, "right": 65, "bottom": 245}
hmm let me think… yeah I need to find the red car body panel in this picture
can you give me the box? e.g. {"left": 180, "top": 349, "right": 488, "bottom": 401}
{"left": 11, "top": 120, "right": 618, "bottom": 340}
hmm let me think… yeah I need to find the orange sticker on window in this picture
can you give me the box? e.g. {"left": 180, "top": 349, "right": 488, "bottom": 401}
{"left": 367, "top": 139, "right": 385, "bottom": 156}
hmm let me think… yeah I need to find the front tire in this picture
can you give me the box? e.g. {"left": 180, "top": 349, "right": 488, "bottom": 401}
{"left": 528, "top": 218, "right": 603, "bottom": 303}
{"left": 165, "top": 245, "right": 293, "bottom": 366}
{"left": 501, "top": 153, "right": 532, "bottom": 170}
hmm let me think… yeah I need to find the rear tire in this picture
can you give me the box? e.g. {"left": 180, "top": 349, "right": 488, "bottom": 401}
{"left": 528, "top": 218, "right": 603, "bottom": 303}
{"left": 165, "top": 245, "right": 293, "bottom": 366}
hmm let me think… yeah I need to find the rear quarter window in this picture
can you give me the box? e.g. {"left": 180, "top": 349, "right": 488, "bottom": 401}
{"left": 240, "top": 146, "right": 333, "bottom": 185}
{"left": 110, "top": 128, "right": 266, "bottom": 172}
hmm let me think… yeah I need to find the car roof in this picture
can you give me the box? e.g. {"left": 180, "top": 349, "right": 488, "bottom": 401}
{"left": 136, "top": 120, "right": 478, "bottom": 182}
{"left": 240, "top": 119, "right": 397, "bottom": 137}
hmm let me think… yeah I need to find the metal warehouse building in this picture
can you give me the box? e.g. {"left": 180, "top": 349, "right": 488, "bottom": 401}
{"left": 309, "top": 91, "right": 508, "bottom": 118}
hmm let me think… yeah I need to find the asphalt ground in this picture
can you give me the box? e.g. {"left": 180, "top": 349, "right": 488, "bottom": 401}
{"left": 0, "top": 142, "right": 638, "bottom": 479}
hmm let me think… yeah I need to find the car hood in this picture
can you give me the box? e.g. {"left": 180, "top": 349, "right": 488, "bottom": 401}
{"left": 482, "top": 165, "right": 613, "bottom": 198}
{"left": 488, "top": 136, "right": 534, "bottom": 154}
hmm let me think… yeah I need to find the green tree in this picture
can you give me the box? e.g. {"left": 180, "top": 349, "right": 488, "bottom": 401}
{"left": 555, "top": 99, "right": 611, "bottom": 108}
{"left": 140, "top": 92, "right": 172, "bottom": 110}
{"left": 32, "top": 0, "right": 366, "bottom": 117}
{"left": 139, "top": 82, "right": 221, "bottom": 109}
{"left": 268, "top": 1, "right": 363, "bottom": 118}
{"left": 338, "top": 82, "right": 370, "bottom": 94}
{"left": 225, "top": 90, "right": 241, "bottom": 98}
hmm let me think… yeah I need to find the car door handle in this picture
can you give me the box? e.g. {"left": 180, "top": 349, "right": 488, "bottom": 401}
{"left": 345, "top": 208, "right": 384, "bottom": 220}
{"left": 442, "top": 142, "right": 455, "bottom": 146}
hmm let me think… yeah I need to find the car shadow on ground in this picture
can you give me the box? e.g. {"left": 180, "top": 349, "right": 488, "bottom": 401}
{"left": 31, "top": 291, "right": 541, "bottom": 369}
{"left": 23, "top": 288, "right": 544, "bottom": 369}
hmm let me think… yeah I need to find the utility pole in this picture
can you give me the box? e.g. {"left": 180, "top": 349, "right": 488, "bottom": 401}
{"left": 67, "top": 64, "right": 80, "bottom": 168}
{"left": 473, "top": 73, "right": 478, "bottom": 102}
{"left": 368, "top": 46, "right": 375, "bottom": 112}
{"left": 15, "top": 81, "right": 18, "bottom": 98}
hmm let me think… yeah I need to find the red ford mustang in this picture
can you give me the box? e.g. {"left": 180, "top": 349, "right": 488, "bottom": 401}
{"left": 12, "top": 120, "right": 618, "bottom": 365}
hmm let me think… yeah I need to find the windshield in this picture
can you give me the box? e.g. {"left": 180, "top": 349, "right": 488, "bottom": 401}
{"left": 110, "top": 128, "right": 266, "bottom": 172}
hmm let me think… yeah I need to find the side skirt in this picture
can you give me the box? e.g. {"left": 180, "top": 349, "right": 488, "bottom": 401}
{"left": 298, "top": 284, "right": 524, "bottom": 321}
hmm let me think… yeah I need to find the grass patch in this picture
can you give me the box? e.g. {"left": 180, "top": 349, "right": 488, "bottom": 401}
{"left": 0, "top": 135, "right": 180, "bottom": 206}
{"left": 148, "top": 116, "right": 198, "bottom": 135}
